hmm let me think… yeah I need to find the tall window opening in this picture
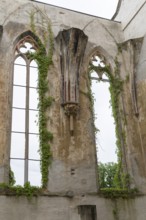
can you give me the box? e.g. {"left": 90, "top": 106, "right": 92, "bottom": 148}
{"left": 10, "top": 37, "right": 41, "bottom": 186}
{"left": 89, "top": 54, "right": 118, "bottom": 188}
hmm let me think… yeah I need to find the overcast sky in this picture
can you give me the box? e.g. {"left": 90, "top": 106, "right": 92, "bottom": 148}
{"left": 35, "top": 0, "right": 118, "bottom": 19}
{"left": 92, "top": 75, "right": 117, "bottom": 163}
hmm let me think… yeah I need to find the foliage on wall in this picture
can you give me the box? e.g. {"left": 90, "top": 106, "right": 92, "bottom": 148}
{"left": 28, "top": 7, "right": 54, "bottom": 188}
{"left": 88, "top": 55, "right": 129, "bottom": 189}
{"left": 7, "top": 7, "right": 54, "bottom": 192}
{"left": 0, "top": 182, "right": 41, "bottom": 198}
{"left": 98, "top": 162, "right": 118, "bottom": 188}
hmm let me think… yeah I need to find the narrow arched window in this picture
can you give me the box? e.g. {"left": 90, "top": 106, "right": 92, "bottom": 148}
{"left": 10, "top": 37, "right": 41, "bottom": 186}
{"left": 89, "top": 53, "right": 117, "bottom": 163}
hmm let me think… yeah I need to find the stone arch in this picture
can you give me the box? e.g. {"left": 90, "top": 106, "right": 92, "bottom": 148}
{"left": 85, "top": 46, "right": 115, "bottom": 75}
{"left": 13, "top": 30, "right": 44, "bottom": 53}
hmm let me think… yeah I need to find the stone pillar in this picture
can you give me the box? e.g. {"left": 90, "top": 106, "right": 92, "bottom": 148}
{"left": 48, "top": 28, "right": 97, "bottom": 194}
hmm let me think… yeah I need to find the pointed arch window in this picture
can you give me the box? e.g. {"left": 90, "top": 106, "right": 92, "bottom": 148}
{"left": 89, "top": 53, "right": 117, "bottom": 163}
{"left": 10, "top": 37, "right": 41, "bottom": 186}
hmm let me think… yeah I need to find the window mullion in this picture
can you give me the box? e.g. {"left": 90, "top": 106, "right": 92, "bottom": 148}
{"left": 11, "top": 39, "right": 41, "bottom": 186}
{"left": 24, "top": 60, "right": 30, "bottom": 184}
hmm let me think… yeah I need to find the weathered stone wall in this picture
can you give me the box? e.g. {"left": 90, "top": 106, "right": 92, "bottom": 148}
{"left": 1, "top": 0, "right": 146, "bottom": 219}
{"left": 0, "top": 0, "right": 122, "bottom": 191}
{"left": 115, "top": 0, "right": 146, "bottom": 40}
{"left": 112, "top": 0, "right": 146, "bottom": 194}
{"left": 116, "top": 38, "right": 146, "bottom": 192}
{"left": 0, "top": 194, "right": 146, "bottom": 220}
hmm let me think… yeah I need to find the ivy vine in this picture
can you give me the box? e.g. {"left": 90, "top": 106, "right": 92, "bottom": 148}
{"left": 99, "top": 187, "right": 138, "bottom": 199}
{"left": 88, "top": 57, "right": 129, "bottom": 189}
{"left": 28, "top": 9, "right": 54, "bottom": 188}
{"left": 0, "top": 182, "right": 41, "bottom": 199}
{"left": 3, "top": 8, "right": 55, "bottom": 195}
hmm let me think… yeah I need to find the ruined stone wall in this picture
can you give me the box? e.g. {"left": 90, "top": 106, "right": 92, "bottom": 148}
{"left": 115, "top": 38, "right": 146, "bottom": 192}
{"left": 0, "top": 0, "right": 122, "bottom": 190}
{"left": 0, "top": 195, "right": 145, "bottom": 220}
{"left": 113, "top": 0, "right": 146, "bottom": 193}
{"left": 1, "top": 0, "right": 146, "bottom": 220}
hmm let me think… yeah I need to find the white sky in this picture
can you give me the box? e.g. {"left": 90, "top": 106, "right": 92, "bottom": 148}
{"left": 36, "top": 0, "right": 118, "bottom": 19}
{"left": 92, "top": 78, "right": 117, "bottom": 163}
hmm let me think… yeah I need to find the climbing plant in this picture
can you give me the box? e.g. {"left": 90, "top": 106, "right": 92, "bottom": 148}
{"left": 9, "top": 167, "right": 16, "bottom": 186}
{"left": 98, "top": 162, "right": 118, "bottom": 188}
{"left": 0, "top": 182, "right": 41, "bottom": 198}
{"left": 28, "top": 8, "right": 54, "bottom": 188}
{"left": 88, "top": 56, "right": 129, "bottom": 189}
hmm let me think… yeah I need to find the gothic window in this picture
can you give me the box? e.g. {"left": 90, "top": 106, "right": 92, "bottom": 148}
{"left": 10, "top": 36, "right": 41, "bottom": 186}
{"left": 89, "top": 54, "right": 117, "bottom": 163}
